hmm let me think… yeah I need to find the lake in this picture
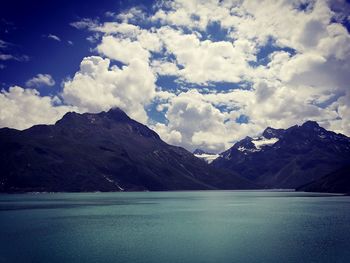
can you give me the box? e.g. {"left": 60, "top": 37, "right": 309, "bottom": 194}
{"left": 0, "top": 191, "right": 349, "bottom": 263}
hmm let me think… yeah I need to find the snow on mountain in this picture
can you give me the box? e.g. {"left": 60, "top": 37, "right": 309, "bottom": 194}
{"left": 234, "top": 136, "right": 279, "bottom": 154}
{"left": 194, "top": 153, "right": 220, "bottom": 164}
{"left": 212, "top": 120, "right": 350, "bottom": 189}
{"left": 251, "top": 137, "right": 279, "bottom": 150}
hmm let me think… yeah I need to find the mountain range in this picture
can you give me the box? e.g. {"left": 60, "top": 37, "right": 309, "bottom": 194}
{"left": 0, "top": 108, "right": 349, "bottom": 193}
{"left": 211, "top": 121, "right": 350, "bottom": 192}
{"left": 0, "top": 108, "right": 255, "bottom": 192}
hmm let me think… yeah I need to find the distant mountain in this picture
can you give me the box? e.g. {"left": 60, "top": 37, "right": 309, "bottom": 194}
{"left": 0, "top": 108, "right": 256, "bottom": 192}
{"left": 212, "top": 121, "right": 350, "bottom": 189}
{"left": 193, "top": 149, "right": 219, "bottom": 164}
{"left": 297, "top": 165, "right": 350, "bottom": 194}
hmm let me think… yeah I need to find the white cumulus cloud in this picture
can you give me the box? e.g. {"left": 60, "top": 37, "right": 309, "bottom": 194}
{"left": 0, "top": 86, "right": 76, "bottom": 130}
{"left": 62, "top": 56, "right": 156, "bottom": 123}
{"left": 26, "top": 74, "right": 56, "bottom": 88}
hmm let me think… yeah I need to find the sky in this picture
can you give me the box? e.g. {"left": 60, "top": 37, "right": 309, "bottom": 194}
{"left": 0, "top": 0, "right": 350, "bottom": 153}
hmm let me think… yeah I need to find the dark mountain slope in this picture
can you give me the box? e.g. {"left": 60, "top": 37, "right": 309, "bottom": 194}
{"left": 297, "top": 165, "right": 350, "bottom": 194}
{"left": 212, "top": 121, "right": 350, "bottom": 189}
{"left": 0, "top": 108, "right": 255, "bottom": 192}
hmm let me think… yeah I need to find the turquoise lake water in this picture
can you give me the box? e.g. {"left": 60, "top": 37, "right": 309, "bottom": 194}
{"left": 0, "top": 191, "right": 349, "bottom": 263}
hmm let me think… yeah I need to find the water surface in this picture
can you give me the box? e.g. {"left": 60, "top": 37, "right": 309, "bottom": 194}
{"left": 0, "top": 191, "right": 349, "bottom": 263}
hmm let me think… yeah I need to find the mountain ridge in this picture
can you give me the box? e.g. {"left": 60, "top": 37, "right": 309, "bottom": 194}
{"left": 212, "top": 121, "right": 350, "bottom": 189}
{"left": 0, "top": 108, "right": 256, "bottom": 192}
{"left": 1, "top": 110, "right": 349, "bottom": 193}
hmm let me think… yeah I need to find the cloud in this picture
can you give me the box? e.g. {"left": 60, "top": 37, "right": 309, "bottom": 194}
{"left": 97, "top": 36, "right": 151, "bottom": 64}
{"left": 0, "top": 54, "right": 13, "bottom": 61}
{"left": 0, "top": 86, "right": 76, "bottom": 130}
{"left": 152, "top": 89, "right": 261, "bottom": 152}
{"left": 332, "top": 91, "right": 350, "bottom": 135}
{"left": 116, "top": 7, "right": 146, "bottom": 23}
{"left": 0, "top": 53, "right": 29, "bottom": 62}
{"left": 151, "top": 0, "right": 228, "bottom": 31}
{"left": 159, "top": 89, "right": 229, "bottom": 152}
{"left": 26, "top": 74, "right": 55, "bottom": 88}
{"left": 47, "top": 34, "right": 61, "bottom": 42}
{"left": 62, "top": 56, "right": 156, "bottom": 123}
{"left": 156, "top": 27, "right": 254, "bottom": 84}
{"left": 0, "top": 39, "right": 29, "bottom": 64}
{"left": 70, "top": 18, "right": 99, "bottom": 30}
{"left": 0, "top": 39, "right": 10, "bottom": 49}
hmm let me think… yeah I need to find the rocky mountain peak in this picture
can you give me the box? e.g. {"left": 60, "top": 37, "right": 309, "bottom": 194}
{"left": 262, "top": 127, "right": 285, "bottom": 139}
{"left": 105, "top": 107, "right": 131, "bottom": 122}
{"left": 301, "top": 120, "right": 320, "bottom": 130}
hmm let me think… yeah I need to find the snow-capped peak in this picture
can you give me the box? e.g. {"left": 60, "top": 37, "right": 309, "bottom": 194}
{"left": 234, "top": 135, "right": 279, "bottom": 154}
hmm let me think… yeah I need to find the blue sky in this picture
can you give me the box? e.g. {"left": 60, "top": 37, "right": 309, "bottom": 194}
{"left": 0, "top": 0, "right": 154, "bottom": 92}
{"left": 1, "top": 0, "right": 350, "bottom": 152}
